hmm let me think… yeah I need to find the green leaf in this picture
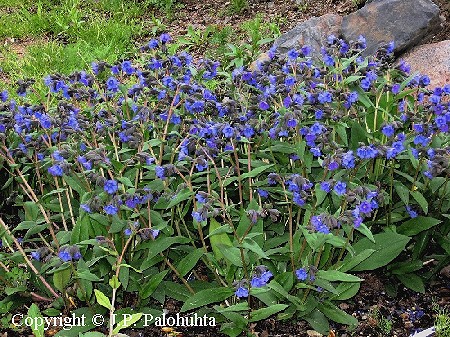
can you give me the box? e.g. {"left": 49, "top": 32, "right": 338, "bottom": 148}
{"left": 76, "top": 270, "right": 101, "bottom": 282}
{"left": 397, "top": 216, "right": 441, "bottom": 236}
{"left": 389, "top": 260, "right": 423, "bottom": 275}
{"left": 319, "top": 302, "right": 358, "bottom": 325}
{"left": 180, "top": 287, "right": 234, "bottom": 312}
{"left": 316, "top": 270, "right": 362, "bottom": 282}
{"left": 241, "top": 164, "right": 274, "bottom": 179}
{"left": 332, "top": 282, "right": 361, "bottom": 301}
{"left": 343, "top": 75, "right": 363, "bottom": 85}
{"left": 350, "top": 121, "right": 367, "bottom": 150}
{"left": 176, "top": 248, "right": 204, "bottom": 277}
{"left": 166, "top": 188, "right": 194, "bottom": 209}
{"left": 305, "top": 310, "right": 330, "bottom": 335}
{"left": 355, "top": 223, "right": 375, "bottom": 243}
{"left": 249, "top": 304, "right": 288, "bottom": 322}
{"left": 394, "top": 182, "right": 410, "bottom": 205}
{"left": 339, "top": 249, "right": 375, "bottom": 272}
{"left": 216, "top": 245, "right": 244, "bottom": 267}
{"left": 355, "top": 87, "right": 374, "bottom": 108}
{"left": 109, "top": 216, "right": 127, "bottom": 233}
{"left": 53, "top": 267, "right": 72, "bottom": 293}
{"left": 137, "top": 236, "right": 190, "bottom": 258}
{"left": 410, "top": 190, "right": 428, "bottom": 214}
{"left": 140, "top": 270, "right": 169, "bottom": 299}
{"left": 334, "top": 124, "right": 348, "bottom": 147}
{"left": 119, "top": 266, "right": 129, "bottom": 290}
{"left": 112, "top": 313, "right": 143, "bottom": 334}
{"left": 164, "top": 281, "right": 191, "bottom": 301}
{"left": 94, "top": 289, "right": 111, "bottom": 309}
{"left": 28, "top": 304, "right": 45, "bottom": 337}
{"left": 396, "top": 273, "right": 425, "bottom": 293}
{"left": 209, "top": 219, "right": 233, "bottom": 260}
{"left": 24, "top": 201, "right": 40, "bottom": 222}
{"left": 241, "top": 238, "right": 268, "bottom": 259}
{"left": 350, "top": 232, "right": 410, "bottom": 271}
{"left": 315, "top": 183, "right": 327, "bottom": 207}
{"left": 117, "top": 177, "right": 134, "bottom": 188}
{"left": 214, "top": 302, "right": 250, "bottom": 313}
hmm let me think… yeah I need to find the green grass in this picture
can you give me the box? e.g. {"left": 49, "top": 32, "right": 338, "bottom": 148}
{"left": 0, "top": 0, "right": 281, "bottom": 96}
{"left": 435, "top": 305, "right": 450, "bottom": 337}
{"left": 0, "top": 0, "right": 148, "bottom": 93}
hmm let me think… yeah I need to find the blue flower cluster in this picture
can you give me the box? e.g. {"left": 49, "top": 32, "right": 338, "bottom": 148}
{"left": 0, "top": 33, "right": 449, "bottom": 306}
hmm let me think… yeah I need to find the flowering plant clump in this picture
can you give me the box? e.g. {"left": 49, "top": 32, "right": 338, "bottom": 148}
{"left": 0, "top": 33, "right": 449, "bottom": 336}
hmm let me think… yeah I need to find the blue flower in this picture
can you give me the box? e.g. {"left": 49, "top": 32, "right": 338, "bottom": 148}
{"left": 148, "top": 39, "right": 159, "bottom": 49}
{"left": 106, "top": 77, "right": 119, "bottom": 92}
{"left": 359, "top": 201, "right": 372, "bottom": 214}
{"left": 121, "top": 60, "right": 134, "bottom": 75}
{"left": 124, "top": 228, "right": 132, "bottom": 236}
{"left": 72, "top": 251, "right": 82, "bottom": 261}
{"left": 235, "top": 286, "right": 248, "bottom": 298}
{"left": 160, "top": 33, "right": 171, "bottom": 43}
{"left": 311, "top": 215, "right": 330, "bottom": 234}
{"left": 0, "top": 90, "right": 8, "bottom": 102}
{"left": 334, "top": 181, "right": 347, "bottom": 196}
{"left": 260, "top": 270, "right": 273, "bottom": 283}
{"left": 243, "top": 125, "right": 255, "bottom": 138}
{"left": 320, "top": 181, "right": 331, "bottom": 193}
{"left": 58, "top": 250, "right": 72, "bottom": 262}
{"left": 328, "top": 161, "right": 339, "bottom": 171}
{"left": 406, "top": 205, "right": 418, "bottom": 218}
{"left": 104, "top": 180, "right": 118, "bottom": 194}
{"left": 382, "top": 125, "right": 395, "bottom": 138}
{"left": 31, "top": 251, "right": 41, "bottom": 261}
{"left": 155, "top": 166, "right": 166, "bottom": 179}
{"left": 48, "top": 164, "right": 63, "bottom": 177}
{"left": 104, "top": 204, "right": 118, "bottom": 215}
{"left": 81, "top": 204, "right": 92, "bottom": 213}
{"left": 357, "top": 145, "right": 378, "bottom": 159}
{"left": 318, "top": 91, "right": 332, "bottom": 104}
{"left": 259, "top": 101, "right": 269, "bottom": 110}
{"left": 353, "top": 216, "right": 363, "bottom": 228}
{"left": 222, "top": 125, "right": 234, "bottom": 138}
{"left": 287, "top": 49, "right": 299, "bottom": 59}
{"left": 293, "top": 192, "right": 305, "bottom": 206}
{"left": 360, "top": 77, "right": 372, "bottom": 90}
{"left": 391, "top": 83, "right": 401, "bottom": 94}
{"left": 323, "top": 54, "right": 334, "bottom": 67}
{"left": 257, "top": 189, "right": 269, "bottom": 198}
{"left": 196, "top": 193, "right": 208, "bottom": 203}
{"left": 192, "top": 210, "right": 205, "bottom": 222}
{"left": 301, "top": 45, "right": 312, "bottom": 56}
{"left": 420, "top": 75, "right": 430, "bottom": 87}
{"left": 296, "top": 268, "right": 308, "bottom": 281}
{"left": 250, "top": 277, "right": 265, "bottom": 288}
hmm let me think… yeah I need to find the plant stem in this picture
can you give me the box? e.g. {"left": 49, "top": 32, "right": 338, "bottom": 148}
{"left": 0, "top": 217, "right": 60, "bottom": 299}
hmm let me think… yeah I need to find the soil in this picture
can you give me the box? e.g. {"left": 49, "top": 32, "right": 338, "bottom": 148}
{"left": 1, "top": 269, "right": 448, "bottom": 336}
{"left": 158, "top": 0, "right": 450, "bottom": 48}
{"left": 119, "top": 272, "right": 449, "bottom": 337}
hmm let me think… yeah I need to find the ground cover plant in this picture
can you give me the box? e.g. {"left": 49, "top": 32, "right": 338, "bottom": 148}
{"left": 0, "top": 33, "right": 449, "bottom": 337}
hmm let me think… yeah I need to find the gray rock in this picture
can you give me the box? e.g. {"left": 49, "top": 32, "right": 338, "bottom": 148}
{"left": 273, "top": 13, "right": 343, "bottom": 57}
{"left": 342, "top": 0, "right": 440, "bottom": 56}
{"left": 401, "top": 40, "right": 450, "bottom": 89}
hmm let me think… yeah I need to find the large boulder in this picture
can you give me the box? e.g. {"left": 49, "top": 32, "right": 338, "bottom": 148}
{"left": 273, "top": 13, "right": 343, "bottom": 56}
{"left": 401, "top": 40, "right": 450, "bottom": 89}
{"left": 342, "top": 0, "right": 440, "bottom": 56}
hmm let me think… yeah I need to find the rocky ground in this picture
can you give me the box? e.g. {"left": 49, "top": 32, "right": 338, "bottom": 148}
{"left": 161, "top": 0, "right": 449, "bottom": 46}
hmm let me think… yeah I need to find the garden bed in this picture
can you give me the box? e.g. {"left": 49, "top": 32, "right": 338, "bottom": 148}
{"left": 0, "top": 1, "right": 450, "bottom": 337}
